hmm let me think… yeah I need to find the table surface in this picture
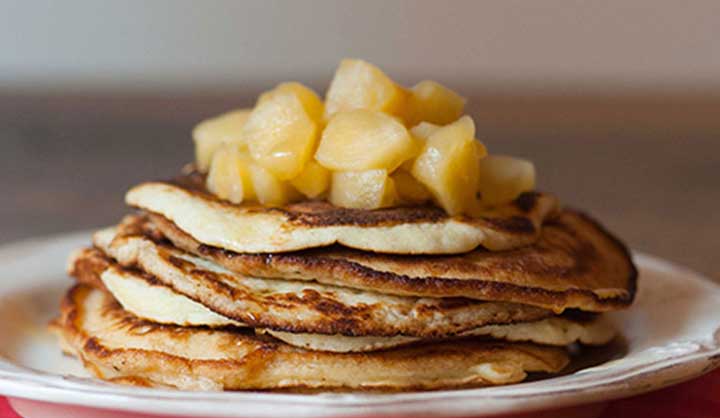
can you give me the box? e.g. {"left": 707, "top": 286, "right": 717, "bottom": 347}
{"left": 0, "top": 90, "right": 719, "bottom": 416}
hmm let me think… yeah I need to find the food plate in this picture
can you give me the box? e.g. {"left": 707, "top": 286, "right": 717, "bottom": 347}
{"left": 0, "top": 232, "right": 719, "bottom": 418}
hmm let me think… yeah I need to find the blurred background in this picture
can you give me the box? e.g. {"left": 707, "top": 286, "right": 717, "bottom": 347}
{"left": 1, "top": 0, "right": 718, "bottom": 279}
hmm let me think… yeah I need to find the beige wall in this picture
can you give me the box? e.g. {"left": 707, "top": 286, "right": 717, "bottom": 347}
{"left": 2, "top": 0, "right": 719, "bottom": 93}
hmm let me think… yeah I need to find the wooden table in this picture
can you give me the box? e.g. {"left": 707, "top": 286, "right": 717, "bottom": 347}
{"left": 1, "top": 91, "right": 718, "bottom": 281}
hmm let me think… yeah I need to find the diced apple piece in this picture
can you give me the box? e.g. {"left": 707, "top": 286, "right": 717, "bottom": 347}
{"left": 329, "top": 170, "right": 397, "bottom": 209}
{"left": 392, "top": 170, "right": 431, "bottom": 204}
{"left": 290, "top": 160, "right": 331, "bottom": 198}
{"left": 324, "top": 59, "right": 406, "bottom": 118}
{"left": 410, "top": 116, "right": 482, "bottom": 215}
{"left": 410, "top": 121, "right": 441, "bottom": 140}
{"left": 414, "top": 121, "right": 486, "bottom": 162}
{"left": 477, "top": 155, "right": 536, "bottom": 206}
{"left": 193, "top": 109, "right": 252, "bottom": 172}
{"left": 401, "top": 122, "right": 440, "bottom": 171}
{"left": 206, "top": 144, "right": 255, "bottom": 204}
{"left": 241, "top": 90, "right": 320, "bottom": 180}
{"left": 403, "top": 81, "right": 465, "bottom": 126}
{"left": 257, "top": 82, "right": 324, "bottom": 123}
{"left": 248, "top": 163, "right": 300, "bottom": 206}
{"left": 316, "top": 110, "right": 414, "bottom": 171}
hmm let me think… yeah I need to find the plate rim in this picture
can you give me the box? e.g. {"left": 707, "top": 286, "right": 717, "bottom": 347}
{"left": 0, "top": 233, "right": 719, "bottom": 417}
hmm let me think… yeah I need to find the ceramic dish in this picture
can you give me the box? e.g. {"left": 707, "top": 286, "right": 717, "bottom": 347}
{"left": 0, "top": 232, "right": 719, "bottom": 418}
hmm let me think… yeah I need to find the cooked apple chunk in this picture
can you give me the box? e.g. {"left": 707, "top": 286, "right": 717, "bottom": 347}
{"left": 257, "top": 82, "right": 324, "bottom": 122}
{"left": 392, "top": 170, "right": 431, "bottom": 204}
{"left": 206, "top": 144, "right": 255, "bottom": 204}
{"left": 193, "top": 109, "right": 251, "bottom": 172}
{"left": 324, "top": 59, "right": 406, "bottom": 118}
{"left": 248, "top": 163, "right": 301, "bottom": 206}
{"left": 198, "top": 60, "right": 537, "bottom": 217}
{"left": 290, "top": 160, "right": 331, "bottom": 198}
{"left": 411, "top": 116, "right": 485, "bottom": 215}
{"left": 404, "top": 81, "right": 465, "bottom": 126}
{"left": 399, "top": 122, "right": 440, "bottom": 171}
{"left": 477, "top": 155, "right": 536, "bottom": 206}
{"left": 241, "top": 84, "right": 322, "bottom": 180}
{"left": 329, "top": 170, "right": 397, "bottom": 209}
{"left": 410, "top": 121, "right": 441, "bottom": 140}
{"left": 315, "top": 110, "right": 414, "bottom": 171}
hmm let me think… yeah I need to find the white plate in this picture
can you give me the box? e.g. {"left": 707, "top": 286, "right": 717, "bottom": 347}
{"left": 0, "top": 232, "right": 719, "bottom": 418}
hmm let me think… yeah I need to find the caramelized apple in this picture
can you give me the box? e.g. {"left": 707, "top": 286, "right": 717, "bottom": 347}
{"left": 290, "top": 160, "right": 331, "bottom": 198}
{"left": 477, "top": 155, "right": 536, "bottom": 206}
{"left": 403, "top": 80, "right": 465, "bottom": 126}
{"left": 410, "top": 121, "right": 441, "bottom": 140}
{"left": 329, "top": 170, "right": 397, "bottom": 209}
{"left": 248, "top": 163, "right": 300, "bottom": 206}
{"left": 206, "top": 144, "right": 255, "bottom": 204}
{"left": 193, "top": 109, "right": 251, "bottom": 172}
{"left": 316, "top": 110, "right": 414, "bottom": 171}
{"left": 392, "top": 170, "right": 431, "bottom": 204}
{"left": 241, "top": 85, "right": 321, "bottom": 180}
{"left": 411, "top": 116, "right": 485, "bottom": 215}
{"left": 199, "top": 60, "right": 536, "bottom": 217}
{"left": 401, "top": 121, "right": 440, "bottom": 171}
{"left": 324, "top": 59, "right": 406, "bottom": 118}
{"left": 257, "top": 82, "right": 324, "bottom": 122}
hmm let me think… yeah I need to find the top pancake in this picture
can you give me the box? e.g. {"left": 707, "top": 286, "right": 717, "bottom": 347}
{"left": 152, "top": 209, "right": 637, "bottom": 313}
{"left": 125, "top": 173, "right": 559, "bottom": 254}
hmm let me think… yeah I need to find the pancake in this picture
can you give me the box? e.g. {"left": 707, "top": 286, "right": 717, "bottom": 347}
{"left": 261, "top": 315, "right": 616, "bottom": 353}
{"left": 125, "top": 175, "right": 559, "bottom": 254}
{"left": 70, "top": 233, "right": 551, "bottom": 337}
{"left": 150, "top": 209, "right": 637, "bottom": 313}
{"left": 68, "top": 247, "right": 614, "bottom": 351}
{"left": 50, "top": 285, "right": 570, "bottom": 390}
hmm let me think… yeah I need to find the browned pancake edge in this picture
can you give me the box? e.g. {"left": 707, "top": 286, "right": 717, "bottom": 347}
{"left": 149, "top": 209, "right": 637, "bottom": 313}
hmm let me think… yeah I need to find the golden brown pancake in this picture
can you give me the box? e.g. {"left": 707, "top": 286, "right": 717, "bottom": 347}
{"left": 67, "top": 244, "right": 615, "bottom": 352}
{"left": 125, "top": 173, "right": 559, "bottom": 254}
{"left": 260, "top": 315, "right": 616, "bottom": 353}
{"left": 50, "top": 285, "right": 570, "bottom": 391}
{"left": 70, "top": 236, "right": 552, "bottom": 337}
{"left": 149, "top": 210, "right": 637, "bottom": 313}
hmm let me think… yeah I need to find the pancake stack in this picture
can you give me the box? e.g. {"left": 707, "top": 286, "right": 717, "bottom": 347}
{"left": 52, "top": 173, "right": 636, "bottom": 391}
{"left": 51, "top": 59, "right": 637, "bottom": 391}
